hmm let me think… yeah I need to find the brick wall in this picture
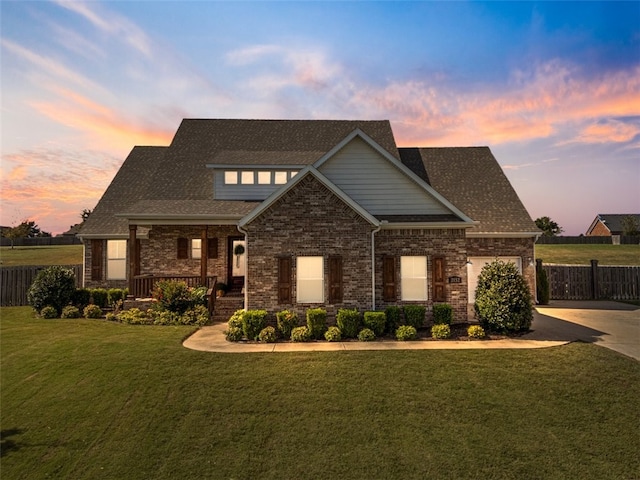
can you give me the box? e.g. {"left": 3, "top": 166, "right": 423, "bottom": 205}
{"left": 375, "top": 228, "right": 468, "bottom": 323}
{"left": 587, "top": 221, "right": 611, "bottom": 236}
{"left": 244, "top": 174, "right": 374, "bottom": 321}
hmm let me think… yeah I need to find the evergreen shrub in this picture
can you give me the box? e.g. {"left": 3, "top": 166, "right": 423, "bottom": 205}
{"left": 242, "top": 310, "right": 268, "bottom": 340}
{"left": 336, "top": 308, "right": 361, "bottom": 338}
{"left": 432, "top": 303, "right": 453, "bottom": 325}
{"left": 324, "top": 326, "right": 342, "bottom": 342}
{"left": 431, "top": 324, "right": 451, "bottom": 339}
{"left": 384, "top": 306, "right": 402, "bottom": 334}
{"left": 27, "top": 266, "right": 76, "bottom": 315}
{"left": 363, "top": 312, "right": 386, "bottom": 337}
{"left": 403, "top": 305, "right": 426, "bottom": 329}
{"left": 395, "top": 325, "right": 417, "bottom": 341}
{"left": 276, "top": 309, "right": 298, "bottom": 338}
{"left": 358, "top": 328, "right": 376, "bottom": 342}
{"left": 291, "top": 326, "right": 311, "bottom": 342}
{"left": 61, "top": 305, "right": 81, "bottom": 319}
{"left": 306, "top": 308, "right": 327, "bottom": 340}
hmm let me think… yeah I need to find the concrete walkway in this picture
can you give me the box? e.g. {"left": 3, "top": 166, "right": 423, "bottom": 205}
{"left": 183, "top": 300, "right": 639, "bottom": 358}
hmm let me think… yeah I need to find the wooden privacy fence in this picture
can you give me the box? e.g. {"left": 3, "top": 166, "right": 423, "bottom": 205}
{"left": 0, "top": 265, "right": 83, "bottom": 307}
{"left": 542, "top": 260, "right": 639, "bottom": 300}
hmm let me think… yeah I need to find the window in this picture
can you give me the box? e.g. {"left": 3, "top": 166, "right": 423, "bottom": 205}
{"left": 297, "top": 256, "right": 324, "bottom": 303}
{"left": 224, "top": 171, "right": 238, "bottom": 184}
{"left": 241, "top": 171, "right": 254, "bottom": 184}
{"left": 274, "top": 171, "right": 288, "bottom": 184}
{"left": 401, "top": 256, "right": 427, "bottom": 301}
{"left": 192, "top": 239, "right": 202, "bottom": 259}
{"left": 107, "top": 240, "right": 127, "bottom": 280}
{"left": 258, "top": 171, "right": 271, "bottom": 184}
{"left": 290, "top": 170, "right": 298, "bottom": 178}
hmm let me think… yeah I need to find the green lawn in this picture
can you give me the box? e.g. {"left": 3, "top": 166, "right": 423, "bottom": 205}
{"left": 536, "top": 244, "right": 640, "bottom": 265}
{"left": 2, "top": 307, "right": 638, "bottom": 479}
{"left": 0, "top": 245, "right": 83, "bottom": 266}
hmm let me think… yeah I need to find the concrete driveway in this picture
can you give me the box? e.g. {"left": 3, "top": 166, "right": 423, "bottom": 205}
{"left": 530, "top": 300, "right": 640, "bottom": 360}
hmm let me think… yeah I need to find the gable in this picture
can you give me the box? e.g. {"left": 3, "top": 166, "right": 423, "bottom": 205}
{"left": 318, "top": 136, "right": 460, "bottom": 218}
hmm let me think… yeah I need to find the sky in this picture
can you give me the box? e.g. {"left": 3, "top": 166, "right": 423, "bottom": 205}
{"left": 1, "top": 0, "right": 639, "bottom": 236}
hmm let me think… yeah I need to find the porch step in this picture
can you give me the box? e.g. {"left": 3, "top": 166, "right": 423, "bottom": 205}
{"left": 212, "top": 295, "right": 244, "bottom": 323}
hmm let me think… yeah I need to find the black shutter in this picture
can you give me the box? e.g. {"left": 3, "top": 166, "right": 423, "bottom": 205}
{"left": 91, "top": 239, "right": 103, "bottom": 281}
{"left": 383, "top": 256, "right": 396, "bottom": 302}
{"left": 207, "top": 238, "right": 218, "bottom": 259}
{"left": 328, "top": 256, "right": 343, "bottom": 304}
{"left": 278, "top": 256, "right": 292, "bottom": 304}
{"left": 177, "top": 238, "right": 189, "bottom": 259}
{"left": 432, "top": 256, "right": 446, "bottom": 302}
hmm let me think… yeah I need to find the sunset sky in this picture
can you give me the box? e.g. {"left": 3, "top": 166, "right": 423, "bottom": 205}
{"left": 1, "top": 1, "right": 639, "bottom": 236}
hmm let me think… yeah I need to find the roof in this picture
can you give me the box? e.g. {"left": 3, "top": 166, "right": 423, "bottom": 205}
{"left": 401, "top": 147, "right": 538, "bottom": 235}
{"left": 80, "top": 119, "right": 536, "bottom": 237}
{"left": 587, "top": 214, "right": 640, "bottom": 235}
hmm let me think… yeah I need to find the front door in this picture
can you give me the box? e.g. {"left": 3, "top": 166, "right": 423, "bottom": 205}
{"left": 228, "top": 237, "right": 246, "bottom": 291}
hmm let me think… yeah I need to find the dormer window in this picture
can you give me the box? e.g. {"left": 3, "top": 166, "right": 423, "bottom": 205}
{"left": 258, "top": 171, "right": 271, "bottom": 184}
{"left": 224, "top": 171, "right": 238, "bottom": 184}
{"left": 274, "top": 171, "right": 288, "bottom": 184}
{"left": 241, "top": 171, "right": 255, "bottom": 184}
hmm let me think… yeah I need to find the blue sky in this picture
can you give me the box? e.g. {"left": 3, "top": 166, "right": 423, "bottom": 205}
{"left": 1, "top": 0, "right": 639, "bottom": 235}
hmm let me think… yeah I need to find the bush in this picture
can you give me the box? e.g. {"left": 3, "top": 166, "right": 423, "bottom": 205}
{"left": 83, "top": 304, "right": 103, "bottom": 319}
{"left": 324, "top": 326, "right": 342, "bottom": 342}
{"left": 258, "top": 326, "right": 277, "bottom": 343}
{"left": 291, "top": 326, "right": 311, "bottom": 342}
{"left": 306, "top": 308, "right": 327, "bottom": 340}
{"left": 27, "top": 266, "right": 76, "bottom": 315}
{"left": 152, "top": 280, "right": 191, "bottom": 314}
{"left": 467, "top": 325, "right": 486, "bottom": 339}
{"left": 228, "top": 310, "right": 245, "bottom": 329}
{"left": 107, "top": 288, "right": 127, "bottom": 306}
{"left": 403, "top": 305, "right": 426, "bottom": 329}
{"left": 432, "top": 303, "right": 453, "bottom": 325}
{"left": 61, "top": 305, "right": 81, "bottom": 318}
{"left": 431, "top": 324, "right": 451, "bottom": 339}
{"left": 276, "top": 310, "right": 298, "bottom": 338}
{"left": 71, "top": 288, "right": 91, "bottom": 310}
{"left": 363, "top": 311, "right": 386, "bottom": 337}
{"left": 150, "top": 310, "right": 179, "bottom": 325}
{"left": 336, "top": 308, "right": 361, "bottom": 338}
{"left": 242, "top": 310, "right": 268, "bottom": 341}
{"left": 536, "top": 267, "right": 550, "bottom": 305}
{"left": 105, "top": 312, "right": 117, "bottom": 322}
{"left": 395, "top": 325, "right": 417, "bottom": 341}
{"left": 90, "top": 288, "right": 109, "bottom": 309}
{"left": 225, "top": 326, "right": 244, "bottom": 342}
{"left": 117, "top": 308, "right": 152, "bottom": 325}
{"left": 358, "top": 328, "right": 376, "bottom": 342}
{"left": 474, "top": 260, "right": 533, "bottom": 333}
{"left": 384, "top": 306, "right": 402, "bottom": 334}
{"left": 40, "top": 306, "right": 58, "bottom": 319}
{"left": 179, "top": 305, "right": 210, "bottom": 326}
{"left": 189, "top": 286, "right": 208, "bottom": 308}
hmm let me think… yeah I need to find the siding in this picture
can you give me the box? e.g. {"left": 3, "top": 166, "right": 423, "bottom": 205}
{"left": 319, "top": 137, "right": 451, "bottom": 216}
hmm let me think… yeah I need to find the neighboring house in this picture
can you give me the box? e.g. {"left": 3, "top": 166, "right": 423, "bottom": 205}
{"left": 78, "top": 119, "right": 539, "bottom": 322}
{"left": 586, "top": 214, "right": 640, "bottom": 236}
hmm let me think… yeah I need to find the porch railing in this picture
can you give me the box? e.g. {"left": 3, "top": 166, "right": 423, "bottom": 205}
{"left": 133, "top": 275, "right": 218, "bottom": 298}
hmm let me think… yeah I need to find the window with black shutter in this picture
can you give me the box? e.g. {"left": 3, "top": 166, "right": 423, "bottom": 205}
{"left": 91, "top": 239, "right": 103, "bottom": 281}
{"left": 383, "top": 256, "right": 396, "bottom": 302}
{"left": 432, "top": 256, "right": 446, "bottom": 302}
{"left": 328, "top": 256, "right": 343, "bottom": 304}
{"left": 278, "top": 256, "right": 292, "bottom": 304}
{"left": 207, "top": 238, "right": 218, "bottom": 259}
{"left": 177, "top": 238, "right": 189, "bottom": 259}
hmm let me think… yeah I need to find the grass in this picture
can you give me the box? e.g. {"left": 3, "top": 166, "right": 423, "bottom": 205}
{"left": 2, "top": 307, "right": 639, "bottom": 479}
{"left": 536, "top": 244, "right": 640, "bottom": 265}
{"left": 0, "top": 245, "right": 83, "bottom": 266}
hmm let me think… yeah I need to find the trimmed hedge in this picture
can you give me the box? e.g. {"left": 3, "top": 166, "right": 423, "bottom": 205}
{"left": 306, "top": 308, "right": 327, "bottom": 340}
{"left": 363, "top": 312, "right": 386, "bottom": 337}
{"left": 403, "top": 305, "right": 425, "bottom": 329}
{"left": 432, "top": 303, "right": 453, "bottom": 325}
{"left": 336, "top": 308, "right": 361, "bottom": 338}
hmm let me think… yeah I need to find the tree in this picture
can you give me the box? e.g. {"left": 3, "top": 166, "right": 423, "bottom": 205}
{"left": 621, "top": 215, "right": 640, "bottom": 237}
{"left": 81, "top": 209, "right": 92, "bottom": 222}
{"left": 2, "top": 220, "right": 51, "bottom": 248}
{"left": 535, "top": 216, "right": 564, "bottom": 237}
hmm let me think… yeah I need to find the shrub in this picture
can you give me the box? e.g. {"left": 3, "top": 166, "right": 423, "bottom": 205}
{"left": 276, "top": 310, "right": 298, "bottom": 338}
{"left": 61, "top": 305, "right": 81, "bottom": 319}
{"left": 467, "top": 325, "right": 486, "bottom": 339}
{"left": 118, "top": 308, "right": 152, "bottom": 325}
{"left": 228, "top": 310, "right": 245, "bottom": 329}
{"left": 189, "top": 286, "right": 208, "bottom": 308}
{"left": 90, "top": 288, "right": 109, "bottom": 309}
{"left": 324, "top": 326, "right": 342, "bottom": 342}
{"left": 107, "top": 288, "right": 127, "bottom": 306}
{"left": 474, "top": 260, "right": 533, "bottom": 333}
{"left": 150, "top": 310, "right": 179, "bottom": 325}
{"left": 258, "top": 326, "right": 277, "bottom": 343}
{"left": 105, "top": 312, "right": 117, "bottom": 322}
{"left": 291, "top": 326, "right": 311, "bottom": 342}
{"left": 432, "top": 303, "right": 453, "bottom": 325}
{"left": 179, "top": 305, "right": 210, "bottom": 326}
{"left": 40, "top": 306, "right": 58, "bottom": 319}
{"left": 71, "top": 288, "right": 91, "bottom": 310}
{"left": 242, "top": 310, "right": 268, "bottom": 341}
{"left": 403, "top": 305, "right": 426, "bottom": 329}
{"left": 384, "top": 306, "right": 402, "bottom": 334}
{"left": 83, "top": 304, "right": 103, "bottom": 319}
{"left": 358, "top": 328, "right": 376, "bottom": 342}
{"left": 152, "top": 280, "right": 191, "bottom": 314}
{"left": 225, "top": 326, "right": 244, "bottom": 342}
{"left": 27, "top": 266, "right": 76, "bottom": 315}
{"left": 336, "top": 308, "right": 361, "bottom": 338}
{"left": 306, "top": 308, "right": 327, "bottom": 339}
{"left": 363, "top": 311, "right": 386, "bottom": 337}
{"left": 431, "top": 324, "right": 451, "bottom": 339}
{"left": 395, "top": 325, "right": 417, "bottom": 341}
{"left": 536, "top": 267, "right": 550, "bottom": 305}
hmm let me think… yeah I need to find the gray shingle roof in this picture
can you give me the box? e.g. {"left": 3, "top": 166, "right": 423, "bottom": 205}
{"left": 588, "top": 214, "right": 640, "bottom": 235}
{"left": 400, "top": 147, "right": 538, "bottom": 234}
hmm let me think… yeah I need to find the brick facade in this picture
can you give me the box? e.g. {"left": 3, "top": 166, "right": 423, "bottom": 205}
{"left": 587, "top": 221, "right": 611, "bottom": 236}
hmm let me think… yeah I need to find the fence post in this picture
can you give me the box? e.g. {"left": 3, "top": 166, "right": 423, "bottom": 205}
{"left": 590, "top": 259, "right": 599, "bottom": 300}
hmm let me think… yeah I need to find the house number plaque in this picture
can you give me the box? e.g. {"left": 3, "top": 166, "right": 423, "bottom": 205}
{"left": 448, "top": 276, "right": 462, "bottom": 284}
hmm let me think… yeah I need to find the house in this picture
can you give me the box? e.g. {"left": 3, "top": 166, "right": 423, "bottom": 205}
{"left": 78, "top": 119, "right": 539, "bottom": 322}
{"left": 586, "top": 214, "right": 640, "bottom": 236}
